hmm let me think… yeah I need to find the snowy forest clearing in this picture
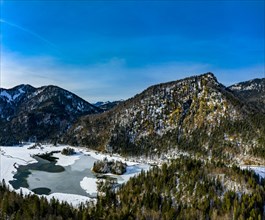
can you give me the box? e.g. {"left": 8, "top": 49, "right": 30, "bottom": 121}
{"left": 0, "top": 144, "right": 149, "bottom": 206}
{"left": 240, "top": 165, "right": 265, "bottom": 180}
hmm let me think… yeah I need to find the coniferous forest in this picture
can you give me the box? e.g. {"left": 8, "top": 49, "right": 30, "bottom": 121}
{"left": 1, "top": 157, "right": 264, "bottom": 220}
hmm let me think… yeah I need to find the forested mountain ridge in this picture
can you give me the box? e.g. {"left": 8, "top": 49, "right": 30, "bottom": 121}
{"left": 229, "top": 78, "right": 265, "bottom": 113}
{"left": 0, "top": 84, "right": 102, "bottom": 145}
{"left": 93, "top": 100, "right": 123, "bottom": 111}
{"left": 63, "top": 73, "right": 265, "bottom": 164}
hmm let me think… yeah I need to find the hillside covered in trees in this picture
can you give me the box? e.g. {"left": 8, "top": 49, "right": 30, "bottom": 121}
{"left": 63, "top": 73, "right": 265, "bottom": 165}
{"left": 1, "top": 157, "right": 264, "bottom": 219}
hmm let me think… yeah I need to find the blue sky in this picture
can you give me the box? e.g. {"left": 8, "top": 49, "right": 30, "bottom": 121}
{"left": 1, "top": 0, "right": 264, "bottom": 102}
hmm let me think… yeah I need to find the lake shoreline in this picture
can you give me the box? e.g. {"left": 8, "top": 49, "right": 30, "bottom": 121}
{"left": 0, "top": 143, "right": 150, "bottom": 206}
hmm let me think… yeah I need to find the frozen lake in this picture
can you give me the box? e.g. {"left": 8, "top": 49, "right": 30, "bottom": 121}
{"left": 2, "top": 144, "right": 149, "bottom": 204}
{"left": 27, "top": 155, "right": 97, "bottom": 197}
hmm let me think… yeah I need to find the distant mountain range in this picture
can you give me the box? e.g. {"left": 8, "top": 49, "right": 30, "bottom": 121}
{"left": 1, "top": 73, "right": 265, "bottom": 164}
{"left": 93, "top": 100, "right": 123, "bottom": 111}
{"left": 0, "top": 84, "right": 101, "bottom": 145}
{"left": 229, "top": 78, "right": 265, "bottom": 113}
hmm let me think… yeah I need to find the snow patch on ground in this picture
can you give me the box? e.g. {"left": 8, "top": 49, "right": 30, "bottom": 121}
{"left": 12, "top": 187, "right": 94, "bottom": 207}
{"left": 229, "top": 84, "right": 242, "bottom": 91}
{"left": 80, "top": 177, "right": 98, "bottom": 195}
{"left": 54, "top": 151, "right": 81, "bottom": 167}
{"left": 13, "top": 88, "right": 25, "bottom": 100}
{"left": 87, "top": 150, "right": 138, "bottom": 166}
{"left": 118, "top": 164, "right": 150, "bottom": 183}
{"left": 1, "top": 144, "right": 38, "bottom": 182}
{"left": 241, "top": 166, "right": 265, "bottom": 180}
{"left": 0, "top": 91, "right": 12, "bottom": 102}
{"left": 46, "top": 193, "right": 94, "bottom": 207}
{"left": 0, "top": 89, "right": 25, "bottom": 102}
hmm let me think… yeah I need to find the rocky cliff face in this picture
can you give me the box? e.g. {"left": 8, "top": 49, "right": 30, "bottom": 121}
{"left": 0, "top": 85, "right": 101, "bottom": 145}
{"left": 63, "top": 73, "right": 265, "bottom": 163}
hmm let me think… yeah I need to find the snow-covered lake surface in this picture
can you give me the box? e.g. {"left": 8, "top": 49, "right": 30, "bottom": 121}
{"left": 0, "top": 144, "right": 150, "bottom": 206}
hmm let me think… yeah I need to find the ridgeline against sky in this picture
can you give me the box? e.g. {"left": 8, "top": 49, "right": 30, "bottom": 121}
{"left": 1, "top": 0, "right": 264, "bottom": 102}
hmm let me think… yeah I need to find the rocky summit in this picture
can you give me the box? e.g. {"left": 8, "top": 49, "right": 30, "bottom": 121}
{"left": 63, "top": 73, "right": 265, "bottom": 164}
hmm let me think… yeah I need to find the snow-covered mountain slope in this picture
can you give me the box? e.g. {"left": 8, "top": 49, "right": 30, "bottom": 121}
{"left": 0, "top": 85, "right": 102, "bottom": 145}
{"left": 0, "top": 84, "right": 35, "bottom": 120}
{"left": 229, "top": 78, "right": 265, "bottom": 113}
{"left": 63, "top": 73, "right": 265, "bottom": 163}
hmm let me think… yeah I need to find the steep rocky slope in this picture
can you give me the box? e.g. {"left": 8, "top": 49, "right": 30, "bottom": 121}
{"left": 0, "top": 85, "right": 101, "bottom": 145}
{"left": 63, "top": 73, "right": 265, "bottom": 163}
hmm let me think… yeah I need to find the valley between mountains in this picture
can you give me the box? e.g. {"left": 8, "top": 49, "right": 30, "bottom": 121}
{"left": 1, "top": 72, "right": 265, "bottom": 219}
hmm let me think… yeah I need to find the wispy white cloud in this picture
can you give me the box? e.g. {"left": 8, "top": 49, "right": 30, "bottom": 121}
{"left": 0, "top": 19, "right": 59, "bottom": 51}
{"left": 1, "top": 51, "right": 264, "bottom": 102}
